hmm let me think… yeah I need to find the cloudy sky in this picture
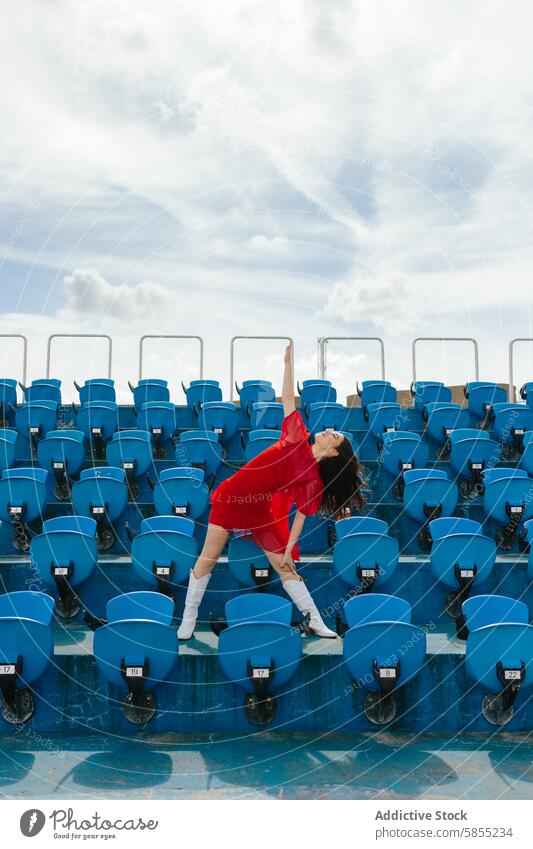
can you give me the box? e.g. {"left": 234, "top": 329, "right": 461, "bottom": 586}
{"left": 1, "top": 0, "right": 533, "bottom": 401}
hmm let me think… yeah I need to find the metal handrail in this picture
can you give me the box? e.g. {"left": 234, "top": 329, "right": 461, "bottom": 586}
{"left": 0, "top": 335, "right": 28, "bottom": 384}
{"left": 412, "top": 337, "right": 479, "bottom": 383}
{"left": 318, "top": 336, "right": 386, "bottom": 380}
{"left": 509, "top": 338, "right": 533, "bottom": 401}
{"left": 230, "top": 336, "right": 293, "bottom": 401}
{"left": 138, "top": 335, "right": 204, "bottom": 381}
{"left": 46, "top": 334, "right": 113, "bottom": 379}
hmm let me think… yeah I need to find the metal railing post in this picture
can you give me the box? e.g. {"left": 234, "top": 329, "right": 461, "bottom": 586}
{"left": 412, "top": 337, "right": 479, "bottom": 384}
{"left": 230, "top": 336, "right": 293, "bottom": 401}
{"left": 46, "top": 334, "right": 113, "bottom": 379}
{"left": 138, "top": 335, "right": 204, "bottom": 381}
{"left": 0, "top": 335, "right": 28, "bottom": 384}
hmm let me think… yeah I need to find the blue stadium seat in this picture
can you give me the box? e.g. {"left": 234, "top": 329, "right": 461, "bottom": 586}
{"left": 307, "top": 402, "right": 348, "bottom": 435}
{"left": 182, "top": 380, "right": 222, "bottom": 414}
{"left": 176, "top": 430, "right": 223, "bottom": 478}
{"left": 37, "top": 429, "right": 85, "bottom": 500}
{"left": 136, "top": 401, "right": 177, "bottom": 459}
{"left": 0, "top": 591, "right": 54, "bottom": 724}
{"left": 75, "top": 378, "right": 116, "bottom": 405}
{"left": 520, "top": 431, "right": 533, "bottom": 476}
{"left": 0, "top": 380, "right": 18, "bottom": 427}
{"left": 19, "top": 379, "right": 61, "bottom": 405}
{"left": 482, "top": 468, "right": 533, "bottom": 549}
{"left": 357, "top": 380, "right": 397, "bottom": 413}
{"left": 131, "top": 515, "right": 197, "bottom": 596}
{"left": 75, "top": 401, "right": 119, "bottom": 460}
{"left": 342, "top": 594, "right": 426, "bottom": 724}
{"left": 0, "top": 467, "right": 48, "bottom": 551}
{"left": 235, "top": 380, "right": 276, "bottom": 418}
{"left": 401, "top": 468, "right": 458, "bottom": 550}
{"left": 464, "top": 382, "right": 507, "bottom": 424}
{"left": 410, "top": 381, "right": 451, "bottom": 412}
{"left": 449, "top": 429, "right": 501, "bottom": 498}
{"left": 249, "top": 402, "right": 284, "bottom": 431}
{"left": 486, "top": 402, "right": 533, "bottom": 460}
{"left": 465, "top": 595, "right": 533, "bottom": 725}
{"left": 244, "top": 429, "right": 281, "bottom": 463}
{"left": 30, "top": 516, "right": 97, "bottom": 619}
{"left": 14, "top": 401, "right": 58, "bottom": 456}
{"left": 0, "top": 429, "right": 18, "bottom": 475}
{"left": 106, "top": 430, "right": 153, "bottom": 500}
{"left": 217, "top": 593, "right": 302, "bottom": 725}
{"left": 228, "top": 535, "right": 275, "bottom": 589}
{"left": 93, "top": 591, "right": 178, "bottom": 724}
{"left": 335, "top": 516, "right": 389, "bottom": 539}
{"left": 198, "top": 401, "right": 239, "bottom": 446}
{"left": 379, "top": 431, "right": 430, "bottom": 499}
{"left": 71, "top": 467, "right": 128, "bottom": 551}
{"left": 153, "top": 467, "right": 209, "bottom": 519}
{"left": 365, "top": 402, "right": 401, "bottom": 440}
{"left": 129, "top": 379, "right": 170, "bottom": 408}
{"left": 423, "top": 402, "right": 470, "bottom": 459}
{"left": 519, "top": 381, "right": 533, "bottom": 410}
{"left": 333, "top": 520, "right": 399, "bottom": 593}
{"left": 429, "top": 518, "right": 497, "bottom": 634}
{"left": 298, "top": 380, "right": 337, "bottom": 419}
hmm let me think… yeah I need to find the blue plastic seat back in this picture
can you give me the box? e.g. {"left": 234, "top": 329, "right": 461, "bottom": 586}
{"left": 249, "top": 402, "right": 284, "bottom": 431}
{"left": 491, "top": 404, "right": 533, "bottom": 442}
{"left": 43, "top": 516, "right": 96, "bottom": 535}
{"left": 198, "top": 402, "right": 239, "bottom": 439}
{"left": 30, "top": 528, "right": 98, "bottom": 588}
{"left": 343, "top": 621, "right": 426, "bottom": 691}
{"left": 37, "top": 429, "right": 86, "bottom": 477}
{"left": 424, "top": 402, "right": 470, "bottom": 443}
{"left": 429, "top": 517, "right": 482, "bottom": 540}
{"left": 0, "top": 428, "right": 18, "bottom": 446}
{"left": 154, "top": 468, "right": 209, "bottom": 519}
{"left": 23, "top": 382, "right": 61, "bottom": 405}
{"left": 0, "top": 428, "right": 18, "bottom": 472}
{"left": 466, "top": 623, "right": 533, "bottom": 691}
{"left": 176, "top": 432, "right": 223, "bottom": 476}
{"left": 106, "top": 591, "right": 174, "bottom": 625}
{"left": 0, "top": 591, "right": 54, "bottom": 624}
{"left": 106, "top": 432, "right": 154, "bottom": 477}
{"left": 131, "top": 526, "right": 197, "bottom": 587}
{"left": 0, "top": 616, "right": 53, "bottom": 684}
{"left": 411, "top": 381, "right": 451, "bottom": 411}
{"left": 365, "top": 403, "right": 401, "bottom": 438}
{"left": 244, "top": 431, "right": 281, "bottom": 462}
{"left": 430, "top": 533, "right": 496, "bottom": 589}
{"left": 0, "top": 468, "right": 48, "bottom": 523}
{"left": 343, "top": 594, "right": 411, "bottom": 628}
{"left": 465, "top": 382, "right": 507, "bottom": 417}
{"left": 141, "top": 515, "right": 195, "bottom": 535}
{"left": 237, "top": 381, "right": 276, "bottom": 413}
{"left": 333, "top": 533, "right": 399, "bottom": 588}
{"left": 0, "top": 380, "right": 18, "bottom": 409}
{"left": 483, "top": 468, "right": 528, "bottom": 485}
{"left": 131, "top": 380, "right": 170, "bottom": 407}
{"left": 94, "top": 620, "right": 178, "bottom": 688}
{"left": 299, "top": 381, "right": 337, "bottom": 409}
{"left": 483, "top": 473, "right": 533, "bottom": 524}
{"left": 3, "top": 466, "right": 48, "bottom": 484}
{"left": 307, "top": 403, "right": 348, "bottom": 434}
{"left": 137, "top": 402, "right": 177, "bottom": 439}
{"left": 15, "top": 402, "right": 58, "bottom": 438}
{"left": 78, "top": 380, "right": 116, "bottom": 405}
{"left": 379, "top": 431, "right": 429, "bottom": 477}
{"left": 402, "top": 471, "right": 458, "bottom": 522}
{"left": 462, "top": 595, "right": 529, "bottom": 631}
{"left": 72, "top": 469, "right": 128, "bottom": 522}
{"left": 218, "top": 622, "right": 301, "bottom": 693}
{"left": 359, "top": 380, "right": 396, "bottom": 408}
{"left": 226, "top": 593, "right": 292, "bottom": 627}
{"left": 76, "top": 402, "right": 119, "bottom": 441}
{"left": 184, "top": 380, "right": 222, "bottom": 411}
{"left": 228, "top": 536, "right": 273, "bottom": 589}
{"left": 335, "top": 516, "right": 388, "bottom": 539}
{"left": 449, "top": 432, "right": 500, "bottom": 477}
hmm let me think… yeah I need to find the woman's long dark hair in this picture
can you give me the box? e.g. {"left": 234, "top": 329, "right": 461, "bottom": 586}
{"left": 317, "top": 437, "right": 367, "bottom": 517}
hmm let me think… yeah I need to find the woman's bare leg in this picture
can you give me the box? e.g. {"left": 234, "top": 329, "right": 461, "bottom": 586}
{"left": 193, "top": 524, "right": 229, "bottom": 578}
{"left": 264, "top": 550, "right": 301, "bottom": 582}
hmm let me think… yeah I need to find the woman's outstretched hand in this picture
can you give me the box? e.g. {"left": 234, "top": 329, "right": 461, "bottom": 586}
{"left": 284, "top": 340, "right": 293, "bottom": 364}
{"left": 280, "top": 550, "right": 298, "bottom": 577}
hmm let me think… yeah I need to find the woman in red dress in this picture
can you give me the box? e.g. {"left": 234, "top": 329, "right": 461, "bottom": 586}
{"left": 178, "top": 341, "right": 366, "bottom": 639}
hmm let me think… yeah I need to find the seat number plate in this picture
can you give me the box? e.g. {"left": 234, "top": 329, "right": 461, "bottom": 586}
{"left": 92, "top": 506, "right": 105, "bottom": 515}
{"left": 254, "top": 569, "right": 269, "bottom": 578}
{"left": 361, "top": 569, "right": 377, "bottom": 578}
{"left": 515, "top": 429, "right": 525, "bottom": 435}
{"left": 214, "top": 428, "right": 223, "bottom": 435}
{"left": 9, "top": 506, "right": 22, "bottom": 515}
{"left": 30, "top": 427, "right": 39, "bottom": 434}
{"left": 459, "top": 569, "right": 474, "bottom": 578}
{"left": 123, "top": 463, "right": 134, "bottom": 470}
{"left": 156, "top": 567, "right": 170, "bottom": 576}
{"left": 504, "top": 669, "right": 522, "bottom": 681}
{"left": 152, "top": 428, "right": 162, "bottom": 435}
{"left": 53, "top": 462, "right": 65, "bottom": 470}
{"left": 174, "top": 506, "right": 187, "bottom": 515}
{"left": 91, "top": 427, "right": 102, "bottom": 435}
{"left": 252, "top": 668, "right": 270, "bottom": 679}
{"left": 510, "top": 506, "right": 523, "bottom": 514}
{"left": 53, "top": 567, "right": 69, "bottom": 576}
{"left": 125, "top": 667, "right": 144, "bottom": 678}
{"left": 379, "top": 668, "right": 397, "bottom": 679}
{"left": 0, "top": 664, "right": 15, "bottom": 675}
{"left": 402, "top": 463, "right": 413, "bottom": 471}
{"left": 472, "top": 463, "right": 482, "bottom": 470}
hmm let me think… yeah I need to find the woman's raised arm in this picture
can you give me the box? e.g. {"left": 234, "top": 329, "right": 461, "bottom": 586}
{"left": 282, "top": 340, "right": 296, "bottom": 417}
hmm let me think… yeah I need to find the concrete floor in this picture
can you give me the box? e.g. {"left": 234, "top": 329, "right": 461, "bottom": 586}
{"left": 1, "top": 730, "right": 532, "bottom": 800}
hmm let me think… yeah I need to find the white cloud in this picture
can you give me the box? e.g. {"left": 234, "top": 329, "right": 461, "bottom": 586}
{"left": 61, "top": 268, "right": 171, "bottom": 322}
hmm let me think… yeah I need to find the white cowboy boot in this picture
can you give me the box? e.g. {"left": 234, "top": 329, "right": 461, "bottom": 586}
{"left": 283, "top": 578, "right": 337, "bottom": 638}
{"left": 177, "top": 570, "right": 211, "bottom": 640}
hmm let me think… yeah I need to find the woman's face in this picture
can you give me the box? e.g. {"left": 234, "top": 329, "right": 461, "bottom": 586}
{"left": 313, "top": 428, "right": 345, "bottom": 455}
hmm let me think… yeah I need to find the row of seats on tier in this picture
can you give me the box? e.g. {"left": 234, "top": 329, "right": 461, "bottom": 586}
{"left": 1, "top": 588, "right": 532, "bottom": 729}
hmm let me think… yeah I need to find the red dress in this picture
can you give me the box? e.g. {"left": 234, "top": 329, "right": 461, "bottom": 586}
{"left": 209, "top": 409, "right": 324, "bottom": 560}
